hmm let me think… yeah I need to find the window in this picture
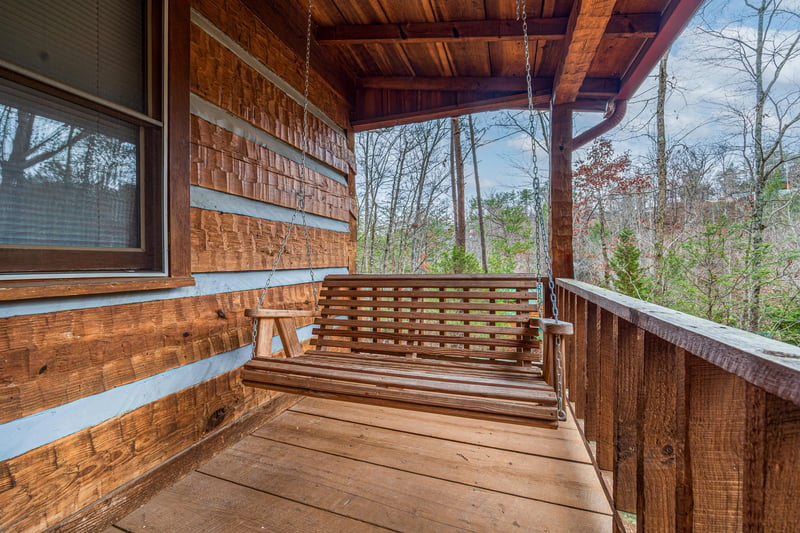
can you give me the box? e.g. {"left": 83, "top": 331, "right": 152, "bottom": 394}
{"left": 0, "top": 0, "right": 164, "bottom": 275}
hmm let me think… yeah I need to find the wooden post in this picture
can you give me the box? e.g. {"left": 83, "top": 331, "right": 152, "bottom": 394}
{"left": 549, "top": 103, "right": 574, "bottom": 281}
{"left": 614, "top": 317, "right": 643, "bottom": 514}
{"left": 597, "top": 308, "right": 615, "bottom": 471}
{"left": 584, "top": 302, "right": 600, "bottom": 441}
{"left": 684, "top": 354, "right": 745, "bottom": 531}
{"left": 637, "top": 335, "right": 686, "bottom": 532}
{"left": 744, "top": 385, "right": 800, "bottom": 532}
{"left": 573, "top": 296, "right": 588, "bottom": 419}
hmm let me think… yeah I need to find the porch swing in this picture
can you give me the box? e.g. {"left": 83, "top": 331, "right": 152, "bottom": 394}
{"left": 242, "top": 0, "right": 572, "bottom": 428}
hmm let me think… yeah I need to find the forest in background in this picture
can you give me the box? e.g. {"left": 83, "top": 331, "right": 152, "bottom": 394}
{"left": 354, "top": 0, "right": 800, "bottom": 345}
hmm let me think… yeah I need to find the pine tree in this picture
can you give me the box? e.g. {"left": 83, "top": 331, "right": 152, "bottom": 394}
{"left": 610, "top": 228, "right": 651, "bottom": 300}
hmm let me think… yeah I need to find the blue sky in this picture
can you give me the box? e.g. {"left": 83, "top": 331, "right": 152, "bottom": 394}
{"left": 458, "top": 0, "right": 800, "bottom": 198}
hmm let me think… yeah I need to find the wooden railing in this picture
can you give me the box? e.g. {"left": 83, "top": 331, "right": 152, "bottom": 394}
{"left": 556, "top": 279, "right": 800, "bottom": 532}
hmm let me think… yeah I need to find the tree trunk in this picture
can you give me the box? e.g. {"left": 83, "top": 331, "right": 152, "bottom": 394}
{"left": 451, "top": 117, "right": 466, "bottom": 272}
{"left": 653, "top": 53, "right": 669, "bottom": 297}
{"left": 468, "top": 115, "right": 488, "bottom": 273}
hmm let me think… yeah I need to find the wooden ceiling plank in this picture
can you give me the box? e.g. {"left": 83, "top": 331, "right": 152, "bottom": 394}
{"left": 552, "top": 0, "right": 617, "bottom": 105}
{"left": 315, "top": 14, "right": 658, "bottom": 45}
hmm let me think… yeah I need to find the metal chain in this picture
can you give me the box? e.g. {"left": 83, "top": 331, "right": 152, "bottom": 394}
{"left": 520, "top": 0, "right": 565, "bottom": 420}
{"left": 251, "top": 0, "right": 317, "bottom": 359}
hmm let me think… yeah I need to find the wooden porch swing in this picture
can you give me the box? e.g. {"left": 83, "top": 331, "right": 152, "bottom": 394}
{"left": 242, "top": 0, "right": 572, "bottom": 428}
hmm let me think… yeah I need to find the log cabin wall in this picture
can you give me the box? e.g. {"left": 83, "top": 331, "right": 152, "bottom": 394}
{"left": 0, "top": 1, "right": 356, "bottom": 530}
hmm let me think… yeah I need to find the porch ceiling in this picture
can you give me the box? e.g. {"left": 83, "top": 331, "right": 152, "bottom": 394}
{"left": 247, "top": 0, "right": 703, "bottom": 130}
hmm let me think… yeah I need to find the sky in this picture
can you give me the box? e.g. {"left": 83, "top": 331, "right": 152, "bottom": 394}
{"left": 461, "top": 0, "right": 800, "bottom": 199}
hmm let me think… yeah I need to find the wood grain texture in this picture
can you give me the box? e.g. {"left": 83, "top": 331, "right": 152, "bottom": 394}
{"left": 0, "top": 369, "right": 281, "bottom": 532}
{"left": 553, "top": 0, "right": 616, "bottom": 104}
{"left": 191, "top": 117, "right": 351, "bottom": 221}
{"left": 637, "top": 335, "right": 686, "bottom": 533}
{"left": 685, "top": 354, "right": 744, "bottom": 531}
{"left": 597, "top": 309, "right": 615, "bottom": 471}
{"left": 114, "top": 470, "right": 383, "bottom": 533}
{"left": 549, "top": 103, "right": 574, "bottom": 280}
{"left": 0, "top": 284, "right": 318, "bottom": 423}
{"left": 584, "top": 302, "right": 600, "bottom": 441}
{"left": 49, "top": 393, "right": 299, "bottom": 533}
{"left": 255, "top": 410, "right": 608, "bottom": 514}
{"left": 168, "top": 0, "right": 193, "bottom": 279}
{"left": 744, "top": 386, "right": 800, "bottom": 532}
{"left": 190, "top": 26, "right": 351, "bottom": 174}
{"left": 190, "top": 209, "right": 351, "bottom": 272}
{"left": 572, "top": 295, "right": 588, "bottom": 419}
{"left": 614, "top": 317, "right": 642, "bottom": 514}
{"left": 194, "top": 0, "right": 352, "bottom": 125}
{"left": 557, "top": 279, "right": 800, "bottom": 406}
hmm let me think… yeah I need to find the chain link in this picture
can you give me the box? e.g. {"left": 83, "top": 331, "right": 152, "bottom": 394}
{"left": 520, "top": 0, "right": 565, "bottom": 420}
{"left": 251, "top": 0, "right": 317, "bottom": 359}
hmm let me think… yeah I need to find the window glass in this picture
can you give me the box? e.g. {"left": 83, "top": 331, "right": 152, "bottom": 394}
{"left": 0, "top": 0, "right": 146, "bottom": 112}
{"left": 0, "top": 79, "right": 140, "bottom": 249}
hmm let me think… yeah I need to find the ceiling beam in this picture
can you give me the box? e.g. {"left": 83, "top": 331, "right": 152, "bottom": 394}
{"left": 552, "top": 0, "right": 617, "bottom": 105}
{"left": 357, "top": 76, "right": 619, "bottom": 96}
{"left": 316, "top": 14, "right": 659, "bottom": 45}
{"left": 352, "top": 93, "right": 543, "bottom": 132}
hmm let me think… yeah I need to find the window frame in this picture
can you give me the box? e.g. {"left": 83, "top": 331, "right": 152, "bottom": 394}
{"left": 0, "top": 0, "right": 192, "bottom": 298}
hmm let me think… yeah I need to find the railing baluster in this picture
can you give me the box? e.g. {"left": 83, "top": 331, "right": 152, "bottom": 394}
{"left": 613, "top": 317, "right": 642, "bottom": 515}
{"left": 744, "top": 386, "right": 800, "bottom": 532}
{"left": 557, "top": 279, "right": 800, "bottom": 531}
{"left": 597, "top": 308, "right": 615, "bottom": 471}
{"left": 637, "top": 335, "right": 686, "bottom": 532}
{"left": 585, "top": 302, "right": 600, "bottom": 442}
{"left": 572, "top": 296, "right": 588, "bottom": 420}
{"left": 684, "top": 354, "right": 746, "bottom": 530}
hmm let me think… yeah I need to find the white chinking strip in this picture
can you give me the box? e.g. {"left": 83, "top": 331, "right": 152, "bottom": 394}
{"left": 0, "top": 267, "right": 348, "bottom": 319}
{"left": 191, "top": 95, "right": 347, "bottom": 187}
{"left": 191, "top": 8, "right": 346, "bottom": 138}
{"left": 191, "top": 186, "right": 349, "bottom": 232}
{"left": 0, "top": 324, "right": 316, "bottom": 462}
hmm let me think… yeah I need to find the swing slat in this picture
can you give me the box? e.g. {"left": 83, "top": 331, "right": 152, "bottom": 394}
{"left": 243, "top": 274, "right": 571, "bottom": 428}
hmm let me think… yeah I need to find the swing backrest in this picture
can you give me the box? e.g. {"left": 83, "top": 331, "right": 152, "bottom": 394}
{"left": 311, "top": 274, "right": 542, "bottom": 365}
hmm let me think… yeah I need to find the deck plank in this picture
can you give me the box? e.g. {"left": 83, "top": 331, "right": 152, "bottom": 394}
{"left": 114, "top": 469, "right": 385, "bottom": 532}
{"left": 253, "top": 410, "right": 609, "bottom": 514}
{"left": 199, "top": 436, "right": 611, "bottom": 532}
{"left": 112, "top": 398, "right": 612, "bottom": 532}
{"left": 293, "top": 397, "right": 585, "bottom": 458}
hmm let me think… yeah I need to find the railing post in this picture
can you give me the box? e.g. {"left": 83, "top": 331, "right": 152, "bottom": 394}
{"left": 614, "top": 317, "right": 642, "bottom": 515}
{"left": 743, "top": 385, "right": 800, "bottom": 532}
{"left": 597, "top": 309, "right": 615, "bottom": 471}
{"left": 637, "top": 335, "right": 687, "bottom": 532}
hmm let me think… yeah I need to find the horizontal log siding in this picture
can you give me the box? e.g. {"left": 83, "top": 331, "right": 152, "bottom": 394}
{"left": 0, "top": 369, "right": 277, "bottom": 532}
{"left": 0, "top": 0, "right": 355, "bottom": 530}
{"left": 191, "top": 116, "right": 350, "bottom": 221}
{"left": 191, "top": 210, "right": 351, "bottom": 272}
{"left": 0, "top": 284, "right": 319, "bottom": 425}
{"left": 192, "top": 0, "right": 351, "bottom": 126}
{"left": 190, "top": 26, "right": 351, "bottom": 174}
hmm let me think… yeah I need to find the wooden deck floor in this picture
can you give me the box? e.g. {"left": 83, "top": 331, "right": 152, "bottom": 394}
{"left": 107, "top": 398, "right": 612, "bottom": 532}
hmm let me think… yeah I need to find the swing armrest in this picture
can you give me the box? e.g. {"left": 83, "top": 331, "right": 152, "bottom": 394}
{"left": 531, "top": 317, "right": 573, "bottom": 336}
{"left": 245, "top": 309, "right": 320, "bottom": 318}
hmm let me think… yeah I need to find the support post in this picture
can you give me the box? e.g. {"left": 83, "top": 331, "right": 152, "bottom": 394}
{"left": 549, "top": 103, "right": 574, "bottom": 283}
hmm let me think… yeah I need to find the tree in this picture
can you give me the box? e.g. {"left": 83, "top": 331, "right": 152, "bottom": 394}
{"left": 610, "top": 227, "right": 651, "bottom": 300}
{"left": 699, "top": 0, "right": 800, "bottom": 331}
{"left": 573, "top": 138, "right": 645, "bottom": 286}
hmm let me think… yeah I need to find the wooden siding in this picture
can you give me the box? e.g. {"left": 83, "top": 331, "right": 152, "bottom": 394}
{"left": 0, "top": 0, "right": 355, "bottom": 530}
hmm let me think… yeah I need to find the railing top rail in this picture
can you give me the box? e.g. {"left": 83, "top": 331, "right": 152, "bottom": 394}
{"left": 558, "top": 278, "right": 800, "bottom": 405}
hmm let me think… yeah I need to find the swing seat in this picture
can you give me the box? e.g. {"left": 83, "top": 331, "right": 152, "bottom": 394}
{"left": 242, "top": 274, "right": 571, "bottom": 427}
